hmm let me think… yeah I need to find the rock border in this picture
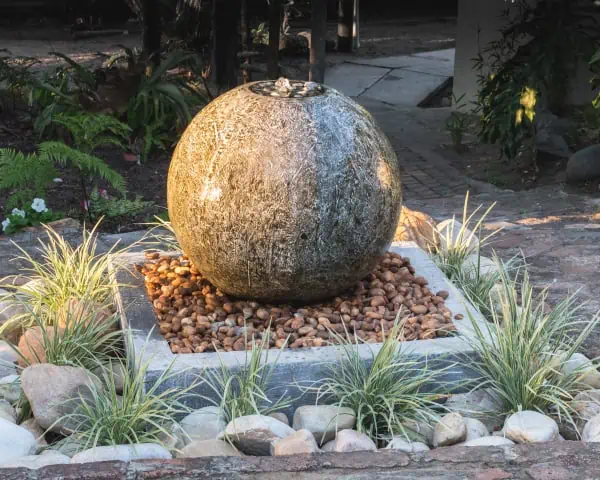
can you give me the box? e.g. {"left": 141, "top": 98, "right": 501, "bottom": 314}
{"left": 111, "top": 241, "right": 489, "bottom": 414}
{"left": 1, "top": 442, "right": 599, "bottom": 479}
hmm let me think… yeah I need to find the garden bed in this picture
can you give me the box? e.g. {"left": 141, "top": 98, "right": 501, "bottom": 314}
{"left": 113, "top": 241, "right": 488, "bottom": 413}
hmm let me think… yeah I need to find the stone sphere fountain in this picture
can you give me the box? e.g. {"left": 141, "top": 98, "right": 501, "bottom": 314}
{"left": 167, "top": 78, "right": 401, "bottom": 303}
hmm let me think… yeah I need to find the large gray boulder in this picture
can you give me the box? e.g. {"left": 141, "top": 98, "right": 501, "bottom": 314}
{"left": 220, "top": 414, "right": 295, "bottom": 456}
{"left": 70, "top": 443, "right": 172, "bottom": 463}
{"left": 21, "top": 364, "right": 102, "bottom": 435}
{"left": 583, "top": 414, "right": 600, "bottom": 442}
{"left": 0, "top": 418, "right": 36, "bottom": 462}
{"left": 180, "top": 406, "right": 227, "bottom": 441}
{"left": 292, "top": 405, "right": 356, "bottom": 445}
{"left": 433, "top": 412, "right": 467, "bottom": 447}
{"left": 445, "top": 388, "right": 505, "bottom": 431}
{"left": 177, "top": 440, "right": 241, "bottom": 458}
{"left": 322, "top": 429, "right": 376, "bottom": 453}
{"left": 271, "top": 429, "right": 320, "bottom": 456}
{"left": 0, "top": 452, "right": 70, "bottom": 469}
{"left": 503, "top": 411, "right": 559, "bottom": 443}
{"left": 566, "top": 144, "right": 600, "bottom": 183}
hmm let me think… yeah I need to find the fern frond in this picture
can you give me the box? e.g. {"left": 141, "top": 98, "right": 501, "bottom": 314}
{"left": 0, "top": 148, "right": 58, "bottom": 208}
{"left": 52, "top": 112, "right": 131, "bottom": 152}
{"left": 39, "top": 141, "right": 126, "bottom": 194}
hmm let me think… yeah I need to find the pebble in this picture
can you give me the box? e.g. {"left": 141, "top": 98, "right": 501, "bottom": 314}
{"left": 464, "top": 417, "right": 489, "bottom": 441}
{"left": 219, "top": 414, "right": 295, "bottom": 456}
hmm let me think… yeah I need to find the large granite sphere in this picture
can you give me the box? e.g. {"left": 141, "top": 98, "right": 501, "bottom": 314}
{"left": 167, "top": 79, "right": 401, "bottom": 303}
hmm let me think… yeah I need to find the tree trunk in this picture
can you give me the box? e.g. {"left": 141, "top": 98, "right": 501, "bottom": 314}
{"left": 267, "top": 0, "right": 282, "bottom": 79}
{"left": 309, "top": 0, "right": 327, "bottom": 83}
{"left": 337, "top": 0, "right": 354, "bottom": 52}
{"left": 142, "top": 0, "right": 161, "bottom": 64}
{"left": 212, "top": 0, "right": 241, "bottom": 91}
{"left": 241, "top": 0, "right": 251, "bottom": 83}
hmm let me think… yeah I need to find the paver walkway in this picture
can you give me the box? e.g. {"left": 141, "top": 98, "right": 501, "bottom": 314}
{"left": 326, "top": 48, "right": 477, "bottom": 200}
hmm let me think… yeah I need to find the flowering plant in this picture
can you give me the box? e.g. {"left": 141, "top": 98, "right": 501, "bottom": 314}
{"left": 1, "top": 198, "right": 63, "bottom": 235}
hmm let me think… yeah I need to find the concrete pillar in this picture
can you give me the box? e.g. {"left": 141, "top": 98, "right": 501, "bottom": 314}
{"left": 453, "top": 0, "right": 594, "bottom": 107}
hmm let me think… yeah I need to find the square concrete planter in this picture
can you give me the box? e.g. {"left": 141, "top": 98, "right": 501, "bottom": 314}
{"left": 111, "top": 242, "right": 488, "bottom": 415}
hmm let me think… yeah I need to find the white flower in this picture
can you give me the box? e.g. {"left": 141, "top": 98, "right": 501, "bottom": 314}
{"left": 53, "top": 178, "right": 63, "bottom": 183}
{"left": 31, "top": 198, "right": 48, "bottom": 213}
{"left": 10, "top": 208, "right": 25, "bottom": 218}
{"left": 1, "top": 218, "right": 10, "bottom": 232}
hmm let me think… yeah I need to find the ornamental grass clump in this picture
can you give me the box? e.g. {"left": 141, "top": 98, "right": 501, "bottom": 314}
{"left": 431, "top": 192, "right": 499, "bottom": 279}
{"left": 307, "top": 319, "right": 451, "bottom": 445}
{"left": 204, "top": 331, "right": 292, "bottom": 423}
{"left": 62, "top": 340, "right": 198, "bottom": 451}
{"left": 12, "top": 297, "right": 122, "bottom": 372}
{"left": 0, "top": 221, "right": 132, "bottom": 337}
{"left": 466, "top": 261, "right": 600, "bottom": 427}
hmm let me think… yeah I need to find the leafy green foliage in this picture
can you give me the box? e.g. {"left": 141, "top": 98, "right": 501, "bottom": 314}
{"left": 0, "top": 149, "right": 58, "bottom": 209}
{"left": 0, "top": 49, "right": 38, "bottom": 111}
{"left": 445, "top": 95, "right": 474, "bottom": 152}
{"left": 88, "top": 189, "right": 154, "bottom": 220}
{"left": 204, "top": 332, "right": 292, "bottom": 424}
{"left": 1, "top": 203, "right": 63, "bottom": 235}
{"left": 51, "top": 111, "right": 130, "bottom": 154}
{"left": 475, "top": 0, "right": 597, "bottom": 160}
{"left": 305, "top": 320, "right": 450, "bottom": 444}
{"left": 466, "top": 259, "right": 600, "bottom": 428}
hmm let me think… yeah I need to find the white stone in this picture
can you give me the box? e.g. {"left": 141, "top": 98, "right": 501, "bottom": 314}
{"left": 0, "top": 399, "right": 16, "bottom": 423}
{"left": 21, "top": 364, "right": 102, "bottom": 435}
{"left": 177, "top": 440, "right": 241, "bottom": 458}
{"left": 269, "top": 412, "right": 289, "bottom": 426}
{"left": 433, "top": 412, "right": 467, "bottom": 447}
{"left": 562, "top": 354, "right": 600, "bottom": 389}
{"left": 461, "top": 254, "right": 499, "bottom": 279}
{"left": 0, "top": 418, "right": 36, "bottom": 462}
{"left": 321, "top": 429, "right": 376, "bottom": 453}
{"left": 157, "top": 422, "right": 189, "bottom": 450}
{"left": 0, "top": 452, "right": 70, "bottom": 469}
{"left": 221, "top": 414, "right": 295, "bottom": 456}
{"left": 271, "top": 429, "right": 320, "bottom": 456}
{"left": 445, "top": 388, "right": 505, "bottom": 431}
{"left": 462, "top": 436, "right": 515, "bottom": 447}
{"left": 292, "top": 405, "right": 356, "bottom": 445}
{"left": 572, "top": 390, "right": 600, "bottom": 425}
{"left": 0, "top": 341, "right": 18, "bottom": 378}
{"left": 504, "top": 411, "right": 559, "bottom": 443}
{"left": 70, "top": 443, "right": 172, "bottom": 463}
{"left": 464, "top": 417, "right": 489, "bottom": 441}
{"left": 436, "top": 219, "right": 479, "bottom": 255}
{"left": 181, "top": 406, "right": 226, "bottom": 442}
{"left": 385, "top": 438, "right": 430, "bottom": 453}
{"left": 0, "top": 375, "right": 21, "bottom": 404}
{"left": 19, "top": 418, "right": 47, "bottom": 450}
{"left": 583, "top": 414, "right": 600, "bottom": 442}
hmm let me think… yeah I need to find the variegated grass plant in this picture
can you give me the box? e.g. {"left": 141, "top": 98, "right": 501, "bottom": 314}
{"left": 305, "top": 319, "right": 452, "bottom": 445}
{"left": 59, "top": 337, "right": 198, "bottom": 451}
{"left": 466, "top": 261, "right": 600, "bottom": 430}
{"left": 0, "top": 221, "right": 133, "bottom": 337}
{"left": 204, "top": 330, "right": 292, "bottom": 424}
{"left": 430, "top": 192, "right": 500, "bottom": 280}
{"left": 140, "top": 215, "right": 181, "bottom": 253}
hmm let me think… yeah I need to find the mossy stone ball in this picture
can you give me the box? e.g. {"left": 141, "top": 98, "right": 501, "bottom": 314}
{"left": 167, "top": 80, "right": 401, "bottom": 303}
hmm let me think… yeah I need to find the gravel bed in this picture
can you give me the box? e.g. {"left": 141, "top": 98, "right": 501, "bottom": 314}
{"left": 138, "top": 251, "right": 458, "bottom": 354}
